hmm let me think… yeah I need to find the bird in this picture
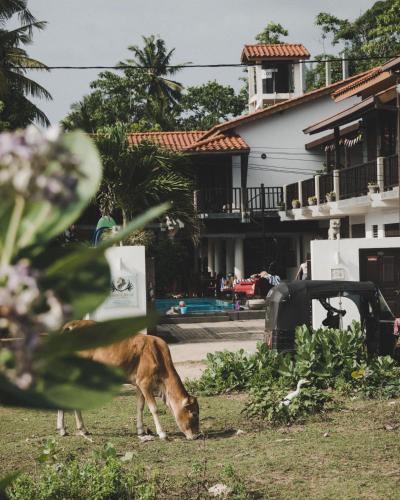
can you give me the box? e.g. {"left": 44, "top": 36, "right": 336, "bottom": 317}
{"left": 280, "top": 379, "right": 309, "bottom": 407}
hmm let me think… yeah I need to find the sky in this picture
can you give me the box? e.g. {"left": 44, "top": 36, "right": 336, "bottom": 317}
{"left": 27, "top": 0, "right": 376, "bottom": 125}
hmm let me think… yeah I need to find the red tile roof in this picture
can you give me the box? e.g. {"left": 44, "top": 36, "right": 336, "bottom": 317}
{"left": 128, "top": 131, "right": 205, "bottom": 150}
{"left": 127, "top": 131, "right": 249, "bottom": 153}
{"left": 241, "top": 44, "right": 310, "bottom": 63}
{"left": 331, "top": 67, "right": 384, "bottom": 101}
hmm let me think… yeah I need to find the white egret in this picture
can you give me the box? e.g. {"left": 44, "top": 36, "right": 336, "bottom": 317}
{"left": 280, "top": 379, "right": 309, "bottom": 407}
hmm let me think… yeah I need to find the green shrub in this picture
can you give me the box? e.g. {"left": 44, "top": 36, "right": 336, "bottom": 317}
{"left": 8, "top": 455, "right": 157, "bottom": 500}
{"left": 190, "top": 322, "right": 400, "bottom": 424}
{"left": 246, "top": 382, "right": 334, "bottom": 425}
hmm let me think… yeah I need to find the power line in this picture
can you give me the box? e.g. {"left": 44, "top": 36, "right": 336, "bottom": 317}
{"left": 249, "top": 154, "right": 322, "bottom": 163}
{"left": 11, "top": 54, "right": 400, "bottom": 70}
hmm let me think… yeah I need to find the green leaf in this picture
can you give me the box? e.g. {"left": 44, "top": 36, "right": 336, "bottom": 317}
{"left": 17, "top": 131, "right": 102, "bottom": 250}
{"left": 0, "top": 372, "right": 59, "bottom": 409}
{"left": 45, "top": 203, "right": 168, "bottom": 277}
{"left": 37, "top": 245, "right": 111, "bottom": 319}
{"left": 0, "top": 472, "right": 20, "bottom": 492}
{"left": 38, "top": 356, "right": 123, "bottom": 409}
{"left": 39, "top": 315, "right": 154, "bottom": 359}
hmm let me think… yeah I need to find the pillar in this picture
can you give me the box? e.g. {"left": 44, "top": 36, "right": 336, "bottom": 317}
{"left": 207, "top": 239, "right": 215, "bottom": 276}
{"left": 225, "top": 239, "right": 234, "bottom": 274}
{"left": 214, "top": 239, "right": 223, "bottom": 276}
{"left": 377, "top": 157, "right": 385, "bottom": 192}
{"left": 333, "top": 169, "right": 340, "bottom": 199}
{"left": 234, "top": 238, "right": 244, "bottom": 280}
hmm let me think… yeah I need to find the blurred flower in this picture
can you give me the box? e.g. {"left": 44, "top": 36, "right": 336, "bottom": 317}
{"left": 0, "top": 260, "right": 71, "bottom": 387}
{"left": 0, "top": 126, "right": 83, "bottom": 206}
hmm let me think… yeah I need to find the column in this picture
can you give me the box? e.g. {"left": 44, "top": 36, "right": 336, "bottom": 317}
{"left": 234, "top": 238, "right": 244, "bottom": 280}
{"left": 377, "top": 157, "right": 385, "bottom": 192}
{"left": 225, "top": 239, "right": 234, "bottom": 274}
{"left": 333, "top": 169, "right": 340, "bottom": 199}
{"left": 207, "top": 239, "right": 215, "bottom": 276}
{"left": 214, "top": 239, "right": 223, "bottom": 276}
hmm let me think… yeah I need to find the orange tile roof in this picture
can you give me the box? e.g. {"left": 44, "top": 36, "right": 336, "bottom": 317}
{"left": 241, "top": 44, "right": 310, "bottom": 63}
{"left": 331, "top": 67, "right": 384, "bottom": 101}
{"left": 128, "top": 131, "right": 205, "bottom": 150}
{"left": 127, "top": 130, "right": 249, "bottom": 153}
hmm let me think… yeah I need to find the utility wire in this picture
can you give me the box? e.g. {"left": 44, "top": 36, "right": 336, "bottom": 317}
{"left": 10, "top": 54, "right": 400, "bottom": 70}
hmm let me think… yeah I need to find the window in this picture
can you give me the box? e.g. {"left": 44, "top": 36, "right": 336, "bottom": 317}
{"left": 261, "top": 61, "right": 291, "bottom": 94}
{"left": 352, "top": 224, "right": 365, "bottom": 238}
{"left": 372, "top": 225, "right": 378, "bottom": 238}
{"left": 384, "top": 223, "right": 400, "bottom": 237}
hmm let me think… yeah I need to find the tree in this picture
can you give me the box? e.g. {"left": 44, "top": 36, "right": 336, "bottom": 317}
{"left": 0, "top": 0, "right": 51, "bottom": 127}
{"left": 63, "top": 36, "right": 185, "bottom": 132}
{"left": 123, "top": 35, "right": 186, "bottom": 126}
{"left": 255, "top": 22, "right": 289, "bottom": 44}
{"left": 315, "top": 1, "right": 400, "bottom": 75}
{"left": 94, "top": 122, "right": 198, "bottom": 237}
{"left": 179, "top": 80, "right": 247, "bottom": 130}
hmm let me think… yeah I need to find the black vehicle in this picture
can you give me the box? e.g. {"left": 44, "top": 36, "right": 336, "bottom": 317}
{"left": 265, "top": 280, "right": 396, "bottom": 355}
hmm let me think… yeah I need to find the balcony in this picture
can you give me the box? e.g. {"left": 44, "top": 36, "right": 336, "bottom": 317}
{"left": 195, "top": 186, "right": 283, "bottom": 217}
{"left": 281, "top": 155, "right": 399, "bottom": 220}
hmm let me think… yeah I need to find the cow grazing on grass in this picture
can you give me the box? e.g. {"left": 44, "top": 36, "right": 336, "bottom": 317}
{"left": 57, "top": 320, "right": 200, "bottom": 440}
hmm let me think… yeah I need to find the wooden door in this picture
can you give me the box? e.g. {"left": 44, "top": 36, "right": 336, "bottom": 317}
{"left": 359, "top": 248, "right": 400, "bottom": 316}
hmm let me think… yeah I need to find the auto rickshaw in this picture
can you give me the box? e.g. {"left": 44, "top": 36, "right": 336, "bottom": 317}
{"left": 265, "top": 280, "right": 396, "bottom": 356}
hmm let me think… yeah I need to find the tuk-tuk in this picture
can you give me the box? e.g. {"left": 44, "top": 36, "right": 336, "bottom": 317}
{"left": 265, "top": 280, "right": 396, "bottom": 355}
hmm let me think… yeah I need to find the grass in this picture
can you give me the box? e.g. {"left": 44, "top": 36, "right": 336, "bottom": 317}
{"left": 1, "top": 388, "right": 400, "bottom": 498}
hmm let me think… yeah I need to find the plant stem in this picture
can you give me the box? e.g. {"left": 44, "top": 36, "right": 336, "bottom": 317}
{"left": 1, "top": 195, "right": 25, "bottom": 267}
{"left": 17, "top": 203, "right": 52, "bottom": 249}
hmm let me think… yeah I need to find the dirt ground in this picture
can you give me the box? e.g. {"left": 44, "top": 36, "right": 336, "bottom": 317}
{"left": 157, "top": 319, "right": 264, "bottom": 380}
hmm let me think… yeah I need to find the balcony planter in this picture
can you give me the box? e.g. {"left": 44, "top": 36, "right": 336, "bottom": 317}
{"left": 308, "top": 196, "right": 317, "bottom": 206}
{"left": 368, "top": 182, "right": 379, "bottom": 194}
{"left": 291, "top": 199, "right": 301, "bottom": 209}
{"left": 325, "top": 191, "right": 336, "bottom": 202}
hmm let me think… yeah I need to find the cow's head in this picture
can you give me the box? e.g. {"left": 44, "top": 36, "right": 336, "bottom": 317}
{"left": 176, "top": 395, "right": 200, "bottom": 440}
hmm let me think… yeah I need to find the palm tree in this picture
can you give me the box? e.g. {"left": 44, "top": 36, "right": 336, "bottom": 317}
{"left": 94, "top": 122, "right": 199, "bottom": 239}
{"left": 0, "top": 0, "right": 51, "bottom": 127}
{"left": 124, "top": 35, "right": 186, "bottom": 126}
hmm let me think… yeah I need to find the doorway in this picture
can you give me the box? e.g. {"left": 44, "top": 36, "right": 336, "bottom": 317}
{"left": 359, "top": 248, "right": 400, "bottom": 316}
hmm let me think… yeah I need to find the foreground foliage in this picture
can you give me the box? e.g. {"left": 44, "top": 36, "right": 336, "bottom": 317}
{"left": 189, "top": 322, "right": 400, "bottom": 425}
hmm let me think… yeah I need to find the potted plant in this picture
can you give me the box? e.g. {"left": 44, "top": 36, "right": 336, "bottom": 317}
{"left": 325, "top": 191, "right": 336, "bottom": 202}
{"left": 308, "top": 195, "right": 317, "bottom": 206}
{"left": 291, "top": 199, "right": 301, "bottom": 209}
{"left": 368, "top": 181, "right": 379, "bottom": 194}
{"left": 277, "top": 201, "right": 286, "bottom": 211}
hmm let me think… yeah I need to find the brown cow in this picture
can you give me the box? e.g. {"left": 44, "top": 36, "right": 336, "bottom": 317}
{"left": 57, "top": 320, "right": 200, "bottom": 440}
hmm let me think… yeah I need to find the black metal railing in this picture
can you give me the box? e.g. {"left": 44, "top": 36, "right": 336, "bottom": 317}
{"left": 319, "top": 173, "right": 333, "bottom": 204}
{"left": 196, "top": 186, "right": 283, "bottom": 214}
{"left": 286, "top": 182, "right": 299, "bottom": 208}
{"left": 247, "top": 186, "right": 283, "bottom": 212}
{"left": 196, "top": 188, "right": 241, "bottom": 214}
{"left": 383, "top": 154, "right": 398, "bottom": 190}
{"left": 301, "top": 177, "right": 315, "bottom": 206}
{"left": 339, "top": 160, "right": 376, "bottom": 199}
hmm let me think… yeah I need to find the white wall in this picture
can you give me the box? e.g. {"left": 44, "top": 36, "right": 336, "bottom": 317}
{"left": 235, "top": 94, "right": 360, "bottom": 188}
{"left": 310, "top": 237, "right": 400, "bottom": 327}
{"left": 311, "top": 237, "right": 400, "bottom": 281}
{"left": 365, "top": 209, "right": 399, "bottom": 238}
{"left": 93, "top": 246, "right": 147, "bottom": 322}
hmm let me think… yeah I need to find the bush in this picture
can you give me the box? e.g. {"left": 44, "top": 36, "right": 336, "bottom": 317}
{"left": 8, "top": 455, "right": 157, "bottom": 500}
{"left": 190, "top": 322, "right": 400, "bottom": 425}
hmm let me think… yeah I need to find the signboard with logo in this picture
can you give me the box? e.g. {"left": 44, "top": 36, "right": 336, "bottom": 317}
{"left": 262, "top": 68, "right": 278, "bottom": 79}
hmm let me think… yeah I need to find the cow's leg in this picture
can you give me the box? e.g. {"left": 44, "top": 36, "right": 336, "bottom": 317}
{"left": 136, "top": 388, "right": 145, "bottom": 436}
{"left": 74, "top": 410, "right": 89, "bottom": 436}
{"left": 57, "top": 410, "right": 67, "bottom": 436}
{"left": 141, "top": 386, "right": 167, "bottom": 440}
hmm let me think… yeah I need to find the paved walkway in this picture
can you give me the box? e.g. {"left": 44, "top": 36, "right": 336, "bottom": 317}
{"left": 155, "top": 319, "right": 264, "bottom": 380}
